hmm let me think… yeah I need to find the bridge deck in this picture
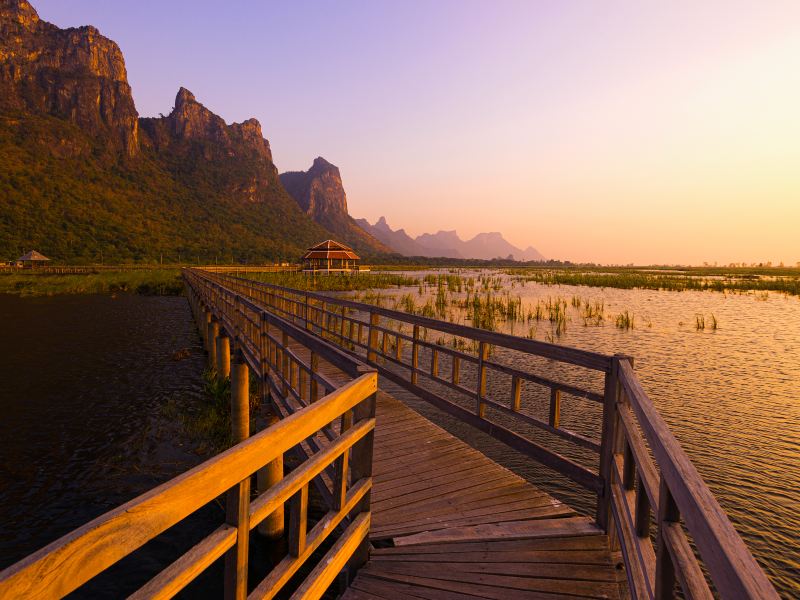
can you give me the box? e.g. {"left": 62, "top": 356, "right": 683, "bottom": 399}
{"left": 278, "top": 341, "right": 625, "bottom": 599}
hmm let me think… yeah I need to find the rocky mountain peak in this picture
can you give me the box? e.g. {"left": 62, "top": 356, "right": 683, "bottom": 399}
{"left": 0, "top": 0, "right": 139, "bottom": 155}
{"left": 139, "top": 88, "right": 273, "bottom": 165}
{"left": 374, "top": 216, "right": 391, "bottom": 232}
{"left": 280, "top": 157, "right": 348, "bottom": 218}
{"left": 1, "top": 0, "right": 40, "bottom": 31}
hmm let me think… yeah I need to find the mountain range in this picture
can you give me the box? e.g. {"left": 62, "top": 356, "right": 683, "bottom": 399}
{"left": 0, "top": 0, "right": 543, "bottom": 264}
{"left": 356, "top": 217, "right": 544, "bottom": 261}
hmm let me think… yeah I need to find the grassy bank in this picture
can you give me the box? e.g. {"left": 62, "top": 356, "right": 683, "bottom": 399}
{"left": 504, "top": 268, "right": 800, "bottom": 296}
{"left": 0, "top": 269, "right": 183, "bottom": 296}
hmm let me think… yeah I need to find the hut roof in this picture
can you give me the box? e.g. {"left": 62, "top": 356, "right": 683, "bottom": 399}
{"left": 17, "top": 250, "right": 50, "bottom": 262}
{"left": 302, "top": 240, "right": 359, "bottom": 261}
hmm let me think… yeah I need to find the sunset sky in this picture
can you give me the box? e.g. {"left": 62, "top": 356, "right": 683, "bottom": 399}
{"left": 35, "top": 1, "right": 800, "bottom": 265}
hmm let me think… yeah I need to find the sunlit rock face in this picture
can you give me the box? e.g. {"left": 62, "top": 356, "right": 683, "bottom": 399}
{"left": 0, "top": 0, "right": 139, "bottom": 156}
{"left": 280, "top": 157, "right": 348, "bottom": 221}
{"left": 138, "top": 87, "right": 281, "bottom": 204}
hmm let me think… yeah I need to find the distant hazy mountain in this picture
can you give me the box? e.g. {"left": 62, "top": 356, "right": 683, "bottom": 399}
{"left": 354, "top": 217, "right": 461, "bottom": 258}
{"left": 357, "top": 217, "right": 544, "bottom": 261}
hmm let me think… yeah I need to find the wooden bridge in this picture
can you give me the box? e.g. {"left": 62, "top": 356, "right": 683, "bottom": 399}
{"left": 0, "top": 268, "right": 779, "bottom": 599}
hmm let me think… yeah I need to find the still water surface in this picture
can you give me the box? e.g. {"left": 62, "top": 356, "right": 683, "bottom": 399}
{"left": 351, "top": 271, "right": 799, "bottom": 596}
{"left": 0, "top": 293, "right": 226, "bottom": 596}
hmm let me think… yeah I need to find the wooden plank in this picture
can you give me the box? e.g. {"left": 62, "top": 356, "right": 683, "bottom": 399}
{"left": 393, "top": 517, "right": 601, "bottom": 547}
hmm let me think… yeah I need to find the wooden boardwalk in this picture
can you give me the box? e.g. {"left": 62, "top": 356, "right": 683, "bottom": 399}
{"left": 281, "top": 340, "right": 626, "bottom": 599}
{"left": 345, "top": 392, "right": 625, "bottom": 600}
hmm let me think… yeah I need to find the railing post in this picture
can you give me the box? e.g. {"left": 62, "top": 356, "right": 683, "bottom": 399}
{"left": 476, "top": 342, "right": 489, "bottom": 418}
{"left": 411, "top": 325, "right": 420, "bottom": 384}
{"left": 367, "top": 312, "right": 380, "bottom": 362}
{"left": 203, "top": 309, "right": 212, "bottom": 350}
{"left": 548, "top": 388, "right": 561, "bottom": 428}
{"left": 310, "top": 353, "right": 319, "bottom": 402}
{"left": 225, "top": 350, "right": 250, "bottom": 600}
{"left": 596, "top": 354, "right": 624, "bottom": 533}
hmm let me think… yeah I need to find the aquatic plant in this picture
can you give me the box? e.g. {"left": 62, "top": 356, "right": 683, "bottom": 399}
{"left": 615, "top": 311, "right": 635, "bottom": 330}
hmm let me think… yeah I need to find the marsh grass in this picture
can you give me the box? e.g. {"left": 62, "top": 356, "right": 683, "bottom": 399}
{"left": 504, "top": 268, "right": 800, "bottom": 296}
{"left": 0, "top": 269, "right": 183, "bottom": 296}
{"left": 615, "top": 311, "right": 635, "bottom": 330}
{"left": 161, "top": 370, "right": 261, "bottom": 456}
{"left": 246, "top": 271, "right": 418, "bottom": 292}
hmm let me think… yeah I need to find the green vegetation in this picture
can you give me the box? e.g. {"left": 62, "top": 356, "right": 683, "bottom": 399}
{"left": 505, "top": 267, "right": 800, "bottom": 296}
{"left": 0, "top": 268, "right": 183, "bottom": 296}
{"left": 615, "top": 311, "right": 635, "bottom": 330}
{"left": 0, "top": 112, "right": 351, "bottom": 264}
{"left": 162, "top": 370, "right": 261, "bottom": 456}
{"left": 244, "top": 271, "right": 418, "bottom": 291}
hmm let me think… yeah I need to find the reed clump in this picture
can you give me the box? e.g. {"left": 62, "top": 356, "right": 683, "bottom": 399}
{"left": 615, "top": 311, "right": 635, "bottom": 330}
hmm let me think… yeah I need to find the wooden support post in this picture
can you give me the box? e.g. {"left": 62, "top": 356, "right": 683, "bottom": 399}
{"left": 511, "top": 375, "right": 522, "bottom": 411}
{"left": 281, "top": 332, "right": 289, "bottom": 397}
{"left": 225, "top": 351, "right": 250, "bottom": 600}
{"left": 655, "top": 476, "right": 678, "bottom": 599}
{"left": 230, "top": 351, "right": 250, "bottom": 443}
{"left": 452, "top": 355, "right": 460, "bottom": 385}
{"left": 203, "top": 310, "right": 212, "bottom": 350}
{"left": 257, "top": 413, "right": 284, "bottom": 540}
{"left": 208, "top": 320, "right": 219, "bottom": 371}
{"left": 431, "top": 349, "right": 439, "bottom": 378}
{"left": 367, "top": 312, "right": 379, "bottom": 362}
{"left": 596, "top": 355, "right": 625, "bottom": 533}
{"left": 548, "top": 388, "right": 561, "bottom": 428}
{"left": 216, "top": 334, "right": 231, "bottom": 379}
{"left": 411, "top": 325, "right": 420, "bottom": 385}
{"left": 381, "top": 331, "right": 388, "bottom": 358}
{"left": 476, "top": 342, "right": 489, "bottom": 418}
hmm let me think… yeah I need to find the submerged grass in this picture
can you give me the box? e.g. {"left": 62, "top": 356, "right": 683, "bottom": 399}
{"left": 0, "top": 269, "right": 183, "bottom": 296}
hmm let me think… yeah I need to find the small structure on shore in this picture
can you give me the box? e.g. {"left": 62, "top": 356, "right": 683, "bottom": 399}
{"left": 16, "top": 250, "right": 50, "bottom": 268}
{"left": 302, "top": 240, "right": 360, "bottom": 273}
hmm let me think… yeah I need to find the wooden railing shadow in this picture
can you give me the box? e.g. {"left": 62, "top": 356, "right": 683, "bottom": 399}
{"left": 202, "top": 269, "right": 779, "bottom": 600}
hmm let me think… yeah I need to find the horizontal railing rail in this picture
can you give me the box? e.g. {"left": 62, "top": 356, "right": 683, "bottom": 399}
{"left": 194, "top": 268, "right": 780, "bottom": 600}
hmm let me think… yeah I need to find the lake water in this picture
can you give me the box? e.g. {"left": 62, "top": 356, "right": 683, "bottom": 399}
{"left": 348, "top": 270, "right": 800, "bottom": 596}
{"left": 0, "top": 293, "right": 227, "bottom": 597}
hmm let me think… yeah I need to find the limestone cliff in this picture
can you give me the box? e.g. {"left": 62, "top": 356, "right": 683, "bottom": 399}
{"left": 0, "top": 0, "right": 139, "bottom": 155}
{"left": 280, "top": 158, "right": 393, "bottom": 254}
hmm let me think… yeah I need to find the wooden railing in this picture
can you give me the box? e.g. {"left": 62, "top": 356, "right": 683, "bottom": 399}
{"left": 0, "top": 272, "right": 378, "bottom": 600}
{"left": 194, "top": 269, "right": 779, "bottom": 600}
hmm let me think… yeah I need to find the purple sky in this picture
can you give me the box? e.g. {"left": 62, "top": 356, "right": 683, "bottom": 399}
{"left": 33, "top": 1, "right": 800, "bottom": 265}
